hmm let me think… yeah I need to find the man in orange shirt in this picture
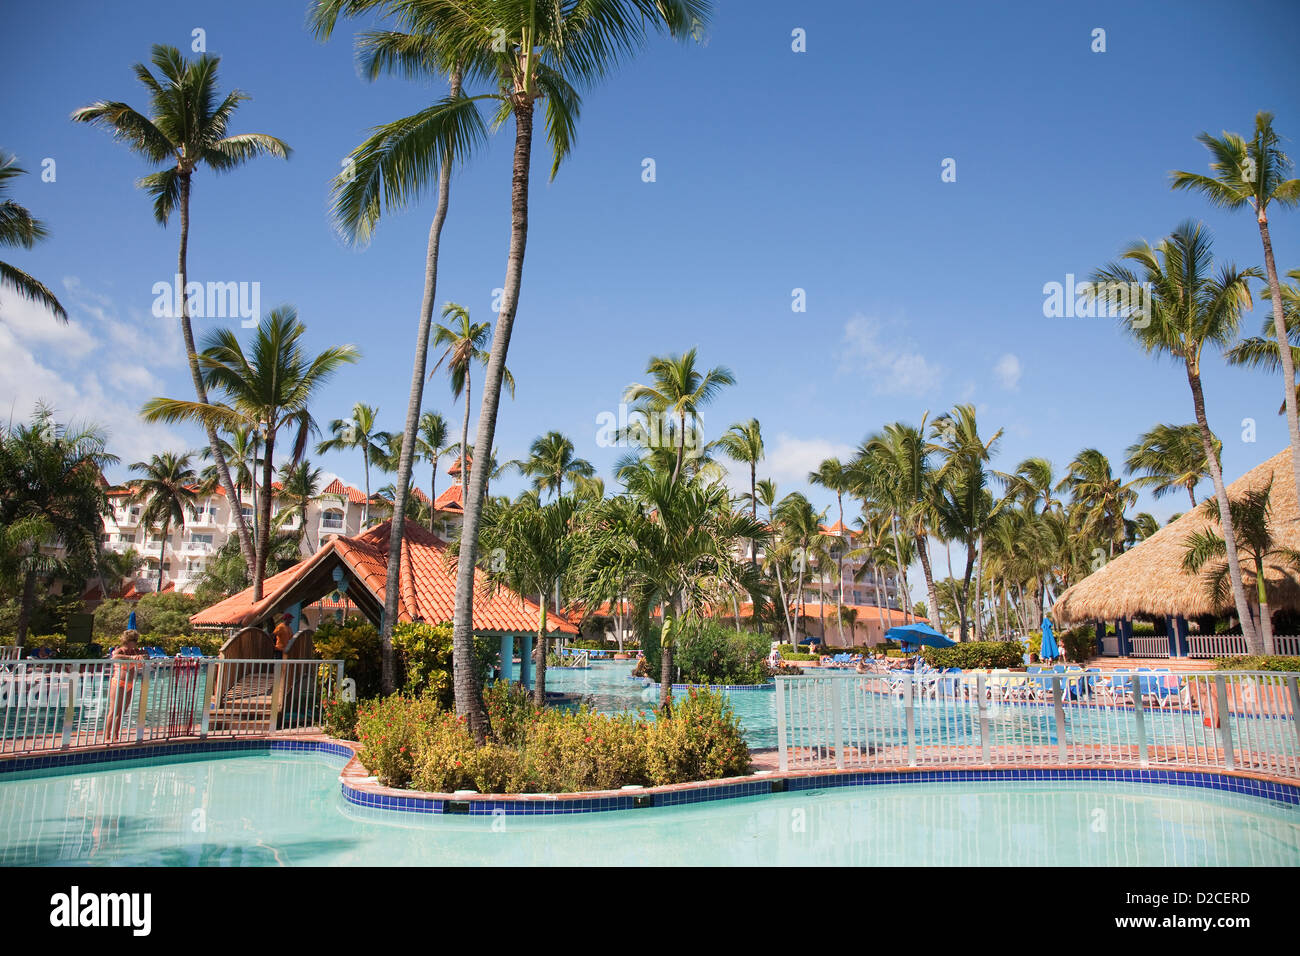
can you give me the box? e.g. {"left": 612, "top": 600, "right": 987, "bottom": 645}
{"left": 272, "top": 613, "right": 293, "bottom": 660}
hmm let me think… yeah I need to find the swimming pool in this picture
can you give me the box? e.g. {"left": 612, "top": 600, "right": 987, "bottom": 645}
{"left": 1, "top": 750, "right": 1295, "bottom": 865}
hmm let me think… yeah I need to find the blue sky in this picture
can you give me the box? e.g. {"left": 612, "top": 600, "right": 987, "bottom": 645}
{"left": 3, "top": 0, "right": 1300, "bottom": 599}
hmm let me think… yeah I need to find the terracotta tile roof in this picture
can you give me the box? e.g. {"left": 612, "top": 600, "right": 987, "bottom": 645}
{"left": 321, "top": 477, "right": 380, "bottom": 506}
{"left": 447, "top": 455, "right": 470, "bottom": 476}
{"left": 822, "top": 519, "right": 851, "bottom": 536}
{"left": 433, "top": 483, "right": 463, "bottom": 514}
{"left": 191, "top": 519, "right": 576, "bottom": 635}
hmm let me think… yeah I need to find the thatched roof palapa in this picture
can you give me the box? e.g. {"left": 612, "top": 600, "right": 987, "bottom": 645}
{"left": 1054, "top": 448, "right": 1300, "bottom": 624}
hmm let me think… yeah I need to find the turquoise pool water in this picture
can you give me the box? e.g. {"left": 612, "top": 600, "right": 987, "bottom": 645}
{"left": 1, "top": 751, "right": 1297, "bottom": 866}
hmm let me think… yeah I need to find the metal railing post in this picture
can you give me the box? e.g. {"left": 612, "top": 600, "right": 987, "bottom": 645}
{"left": 1131, "top": 678, "right": 1148, "bottom": 768}
{"left": 61, "top": 665, "right": 78, "bottom": 750}
{"left": 977, "top": 672, "right": 990, "bottom": 765}
{"left": 135, "top": 663, "right": 152, "bottom": 743}
{"left": 1289, "top": 675, "right": 1300, "bottom": 760}
{"left": 1052, "top": 675, "right": 1067, "bottom": 764}
{"left": 831, "top": 677, "right": 845, "bottom": 770}
{"left": 1215, "top": 675, "right": 1234, "bottom": 771}
{"left": 775, "top": 677, "right": 788, "bottom": 772}
{"left": 200, "top": 661, "right": 215, "bottom": 738}
{"left": 905, "top": 675, "right": 917, "bottom": 767}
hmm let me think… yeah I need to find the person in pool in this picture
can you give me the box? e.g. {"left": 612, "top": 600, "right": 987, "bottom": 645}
{"left": 106, "top": 630, "right": 148, "bottom": 739}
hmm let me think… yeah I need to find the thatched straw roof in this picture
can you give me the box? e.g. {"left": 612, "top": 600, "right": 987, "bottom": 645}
{"left": 1054, "top": 448, "right": 1300, "bottom": 623}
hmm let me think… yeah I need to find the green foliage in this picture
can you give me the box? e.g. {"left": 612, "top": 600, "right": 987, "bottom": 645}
{"left": 1059, "top": 625, "right": 1097, "bottom": 664}
{"left": 92, "top": 592, "right": 209, "bottom": 638}
{"left": 314, "top": 617, "right": 384, "bottom": 699}
{"left": 674, "top": 623, "right": 770, "bottom": 684}
{"left": 354, "top": 694, "right": 443, "bottom": 788}
{"left": 321, "top": 697, "right": 359, "bottom": 740}
{"left": 1214, "top": 655, "right": 1300, "bottom": 672}
{"left": 922, "top": 641, "right": 1025, "bottom": 669}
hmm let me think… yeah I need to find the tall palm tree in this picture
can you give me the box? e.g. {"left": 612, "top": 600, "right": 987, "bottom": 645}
{"left": 0, "top": 407, "right": 116, "bottom": 645}
{"left": 1225, "top": 268, "right": 1300, "bottom": 412}
{"left": 414, "top": 411, "right": 451, "bottom": 530}
{"left": 0, "top": 154, "right": 66, "bottom": 321}
{"left": 310, "top": 2, "right": 490, "bottom": 696}
{"left": 624, "top": 349, "right": 735, "bottom": 482}
{"left": 141, "top": 307, "right": 358, "bottom": 603}
{"left": 276, "top": 459, "right": 324, "bottom": 553}
{"left": 198, "top": 425, "right": 263, "bottom": 535}
{"left": 1058, "top": 448, "right": 1137, "bottom": 559}
{"left": 130, "top": 452, "right": 198, "bottom": 594}
{"left": 317, "top": 403, "right": 388, "bottom": 527}
{"left": 411, "top": 0, "right": 714, "bottom": 740}
{"left": 431, "top": 303, "right": 514, "bottom": 497}
{"left": 477, "top": 492, "right": 580, "bottom": 704}
{"left": 73, "top": 44, "right": 290, "bottom": 580}
{"left": 809, "top": 457, "right": 852, "bottom": 643}
{"left": 514, "top": 431, "right": 594, "bottom": 499}
{"left": 773, "top": 493, "right": 833, "bottom": 643}
{"left": 1172, "top": 113, "right": 1300, "bottom": 505}
{"left": 716, "top": 418, "right": 764, "bottom": 568}
{"left": 1091, "top": 220, "right": 1263, "bottom": 651}
{"left": 1125, "top": 423, "right": 1219, "bottom": 509}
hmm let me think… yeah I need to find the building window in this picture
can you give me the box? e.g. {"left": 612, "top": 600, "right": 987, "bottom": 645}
{"left": 322, "top": 509, "right": 344, "bottom": 530}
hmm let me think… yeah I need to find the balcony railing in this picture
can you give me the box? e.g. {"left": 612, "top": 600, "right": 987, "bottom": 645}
{"left": 774, "top": 669, "right": 1300, "bottom": 780}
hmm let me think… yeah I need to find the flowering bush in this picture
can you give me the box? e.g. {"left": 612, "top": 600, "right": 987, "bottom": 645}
{"left": 645, "top": 687, "right": 752, "bottom": 785}
{"left": 354, "top": 694, "right": 442, "bottom": 787}
{"left": 321, "top": 696, "right": 358, "bottom": 740}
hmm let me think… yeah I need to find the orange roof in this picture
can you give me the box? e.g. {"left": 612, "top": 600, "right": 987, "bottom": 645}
{"left": 433, "top": 482, "right": 464, "bottom": 514}
{"left": 320, "top": 477, "right": 376, "bottom": 505}
{"left": 822, "top": 519, "right": 850, "bottom": 536}
{"left": 190, "top": 519, "right": 576, "bottom": 635}
{"left": 447, "top": 455, "right": 470, "bottom": 477}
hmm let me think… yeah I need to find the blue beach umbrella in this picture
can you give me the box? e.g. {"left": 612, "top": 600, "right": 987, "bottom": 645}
{"left": 885, "top": 622, "right": 956, "bottom": 650}
{"left": 1040, "top": 617, "right": 1058, "bottom": 660}
{"left": 127, "top": 610, "right": 137, "bottom": 632}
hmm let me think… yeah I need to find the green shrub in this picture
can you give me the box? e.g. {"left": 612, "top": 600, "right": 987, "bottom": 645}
{"left": 645, "top": 688, "right": 751, "bottom": 785}
{"left": 1059, "top": 626, "right": 1097, "bottom": 664}
{"left": 922, "top": 641, "right": 1025, "bottom": 669}
{"left": 670, "top": 623, "right": 770, "bottom": 684}
{"left": 92, "top": 593, "right": 208, "bottom": 639}
{"left": 314, "top": 617, "right": 383, "bottom": 699}
{"left": 1214, "top": 655, "right": 1300, "bottom": 672}
{"left": 523, "top": 708, "right": 650, "bottom": 793}
{"left": 354, "top": 694, "right": 442, "bottom": 787}
{"left": 410, "top": 713, "right": 523, "bottom": 794}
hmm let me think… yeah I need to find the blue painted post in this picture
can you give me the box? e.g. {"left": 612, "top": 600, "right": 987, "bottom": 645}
{"left": 288, "top": 602, "right": 302, "bottom": 633}
{"left": 520, "top": 636, "right": 534, "bottom": 690}
{"left": 1176, "top": 616, "right": 1190, "bottom": 657}
{"left": 499, "top": 634, "right": 513, "bottom": 683}
{"left": 1166, "top": 617, "right": 1178, "bottom": 658}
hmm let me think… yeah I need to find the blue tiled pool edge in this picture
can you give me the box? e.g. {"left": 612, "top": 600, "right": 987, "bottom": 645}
{"left": 4, "top": 738, "right": 1298, "bottom": 817}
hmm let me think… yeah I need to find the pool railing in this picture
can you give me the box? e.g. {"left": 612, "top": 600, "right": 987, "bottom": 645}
{"left": 0, "top": 658, "right": 346, "bottom": 757}
{"left": 774, "top": 669, "right": 1300, "bottom": 781}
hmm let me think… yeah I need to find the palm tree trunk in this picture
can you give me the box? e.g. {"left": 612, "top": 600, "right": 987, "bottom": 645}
{"left": 176, "top": 175, "right": 257, "bottom": 589}
{"left": 974, "top": 532, "right": 985, "bottom": 641}
{"left": 361, "top": 447, "right": 370, "bottom": 528}
{"left": 257, "top": 431, "right": 276, "bottom": 588}
{"left": 916, "top": 533, "right": 940, "bottom": 630}
{"left": 16, "top": 568, "right": 36, "bottom": 647}
{"left": 1255, "top": 215, "right": 1300, "bottom": 509}
{"left": 534, "top": 596, "right": 547, "bottom": 705}
{"left": 157, "top": 519, "right": 169, "bottom": 594}
{"left": 451, "top": 98, "right": 535, "bottom": 744}
{"left": 461, "top": 375, "right": 472, "bottom": 492}
{"left": 1255, "top": 558, "right": 1276, "bottom": 655}
{"left": 1187, "top": 364, "right": 1260, "bottom": 651}
{"left": 429, "top": 454, "right": 439, "bottom": 532}
{"left": 835, "top": 493, "right": 845, "bottom": 645}
{"left": 377, "top": 78, "right": 461, "bottom": 697}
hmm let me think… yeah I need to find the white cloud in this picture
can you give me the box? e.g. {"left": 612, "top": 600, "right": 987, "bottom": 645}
{"left": 994, "top": 353, "right": 1022, "bottom": 390}
{"left": 762, "top": 434, "right": 856, "bottom": 486}
{"left": 839, "top": 315, "right": 943, "bottom": 395}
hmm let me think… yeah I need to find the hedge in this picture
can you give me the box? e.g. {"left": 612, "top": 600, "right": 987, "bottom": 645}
{"left": 922, "top": 641, "right": 1025, "bottom": 669}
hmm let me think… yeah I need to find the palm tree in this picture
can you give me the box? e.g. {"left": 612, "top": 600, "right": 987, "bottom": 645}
{"left": 141, "top": 307, "right": 358, "bottom": 603}
{"left": 809, "top": 457, "right": 852, "bottom": 644}
{"left": 514, "top": 431, "right": 594, "bottom": 499}
{"left": 276, "top": 460, "right": 324, "bottom": 553}
{"left": 0, "top": 407, "right": 116, "bottom": 645}
{"left": 311, "top": 2, "right": 491, "bottom": 698}
{"left": 416, "top": 0, "right": 714, "bottom": 740}
{"left": 1182, "top": 479, "right": 1295, "bottom": 654}
{"left": 716, "top": 418, "right": 764, "bottom": 568}
{"left": 1058, "top": 448, "right": 1137, "bottom": 559}
{"left": 431, "top": 303, "right": 514, "bottom": 497}
{"left": 130, "top": 452, "right": 198, "bottom": 594}
{"left": 773, "top": 493, "right": 833, "bottom": 643}
{"left": 1091, "top": 220, "right": 1263, "bottom": 651}
{"left": 477, "top": 492, "right": 580, "bottom": 704}
{"left": 317, "top": 403, "right": 388, "bottom": 527}
{"left": 198, "top": 425, "right": 263, "bottom": 535}
{"left": 414, "top": 411, "right": 451, "bottom": 530}
{"left": 1125, "top": 423, "right": 1219, "bottom": 509}
{"left": 1172, "top": 113, "right": 1300, "bottom": 505}
{"left": 624, "top": 349, "right": 735, "bottom": 482}
{"left": 73, "top": 46, "right": 289, "bottom": 579}
{"left": 0, "top": 154, "right": 66, "bottom": 321}
{"left": 1225, "top": 268, "right": 1300, "bottom": 412}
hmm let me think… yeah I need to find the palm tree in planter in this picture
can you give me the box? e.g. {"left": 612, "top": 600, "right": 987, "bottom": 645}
{"left": 1172, "top": 113, "right": 1300, "bottom": 504}
{"left": 514, "top": 431, "right": 594, "bottom": 500}
{"left": 73, "top": 44, "right": 290, "bottom": 579}
{"left": 131, "top": 452, "right": 198, "bottom": 594}
{"left": 1090, "top": 221, "right": 1263, "bottom": 651}
{"left": 141, "top": 308, "right": 358, "bottom": 604}
{"left": 476, "top": 491, "right": 581, "bottom": 704}
{"left": 0, "top": 154, "right": 66, "bottom": 321}
{"left": 1181, "top": 479, "right": 1298, "bottom": 654}
{"left": 1125, "top": 423, "right": 1219, "bottom": 509}
{"left": 317, "top": 403, "right": 388, "bottom": 528}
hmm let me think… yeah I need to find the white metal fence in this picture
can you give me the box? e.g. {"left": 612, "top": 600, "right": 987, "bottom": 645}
{"left": 1188, "top": 634, "right": 1250, "bottom": 658}
{"left": 1276, "top": 635, "right": 1300, "bottom": 657}
{"left": 774, "top": 669, "right": 1300, "bottom": 780}
{"left": 1129, "top": 636, "right": 1170, "bottom": 658}
{"left": 0, "top": 658, "right": 345, "bottom": 758}
{"left": 0, "top": 647, "right": 20, "bottom": 663}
